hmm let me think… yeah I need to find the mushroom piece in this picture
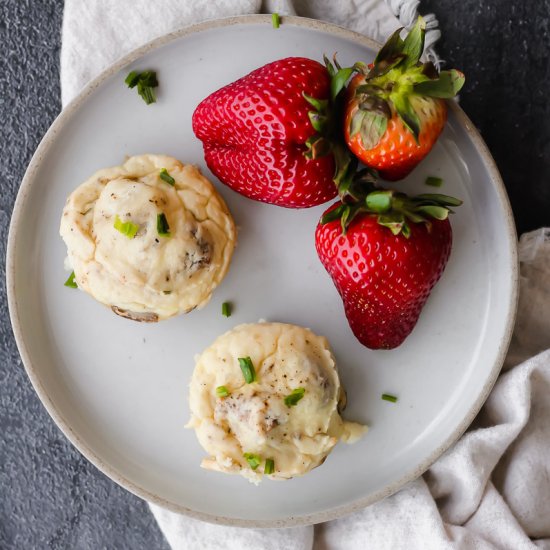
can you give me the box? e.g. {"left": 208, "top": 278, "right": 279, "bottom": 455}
{"left": 111, "top": 306, "right": 159, "bottom": 323}
{"left": 59, "top": 154, "right": 236, "bottom": 321}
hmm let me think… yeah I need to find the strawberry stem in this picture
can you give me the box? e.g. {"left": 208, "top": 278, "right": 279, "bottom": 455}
{"left": 304, "top": 55, "right": 364, "bottom": 198}
{"left": 321, "top": 188, "right": 463, "bottom": 237}
{"left": 346, "top": 16, "right": 465, "bottom": 143}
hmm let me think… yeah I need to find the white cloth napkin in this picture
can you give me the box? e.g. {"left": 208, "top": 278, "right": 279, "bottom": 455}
{"left": 61, "top": 1, "right": 550, "bottom": 548}
{"left": 60, "top": 0, "right": 441, "bottom": 104}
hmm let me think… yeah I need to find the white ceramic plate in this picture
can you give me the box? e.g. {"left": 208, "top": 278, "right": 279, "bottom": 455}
{"left": 7, "top": 16, "right": 518, "bottom": 527}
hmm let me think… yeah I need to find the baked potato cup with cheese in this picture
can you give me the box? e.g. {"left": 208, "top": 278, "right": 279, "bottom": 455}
{"left": 60, "top": 154, "right": 235, "bottom": 321}
{"left": 187, "top": 322, "right": 367, "bottom": 483}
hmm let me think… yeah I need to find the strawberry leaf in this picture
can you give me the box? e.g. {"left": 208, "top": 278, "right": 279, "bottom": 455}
{"left": 421, "top": 61, "right": 439, "bottom": 80}
{"left": 308, "top": 111, "right": 329, "bottom": 133}
{"left": 340, "top": 206, "right": 352, "bottom": 234}
{"left": 366, "top": 190, "right": 392, "bottom": 213}
{"left": 413, "top": 69, "right": 465, "bottom": 98}
{"left": 304, "top": 135, "right": 331, "bottom": 159}
{"left": 392, "top": 94, "right": 420, "bottom": 142}
{"left": 401, "top": 17, "right": 426, "bottom": 69}
{"left": 367, "top": 54, "right": 406, "bottom": 79}
{"left": 355, "top": 83, "right": 385, "bottom": 95}
{"left": 302, "top": 92, "right": 328, "bottom": 112}
{"left": 358, "top": 95, "right": 392, "bottom": 118}
{"left": 374, "top": 27, "right": 405, "bottom": 65}
{"left": 350, "top": 110, "right": 366, "bottom": 137}
{"left": 353, "top": 168, "right": 379, "bottom": 187}
{"left": 333, "top": 142, "right": 358, "bottom": 192}
{"left": 378, "top": 213, "right": 405, "bottom": 235}
{"left": 353, "top": 61, "right": 369, "bottom": 74}
{"left": 331, "top": 67, "right": 354, "bottom": 101}
{"left": 416, "top": 205, "right": 450, "bottom": 220}
{"left": 321, "top": 204, "right": 346, "bottom": 225}
{"left": 414, "top": 194, "right": 463, "bottom": 207}
{"left": 401, "top": 209, "right": 426, "bottom": 223}
{"left": 359, "top": 112, "right": 388, "bottom": 150}
{"left": 324, "top": 54, "right": 337, "bottom": 77}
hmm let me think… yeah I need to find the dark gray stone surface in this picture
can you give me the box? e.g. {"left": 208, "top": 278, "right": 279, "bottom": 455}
{"left": 423, "top": 0, "right": 550, "bottom": 234}
{"left": 0, "top": 1, "right": 549, "bottom": 549}
{"left": 0, "top": 1, "right": 169, "bottom": 548}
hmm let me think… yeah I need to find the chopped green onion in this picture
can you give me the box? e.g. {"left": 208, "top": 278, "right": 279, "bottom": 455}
{"left": 64, "top": 271, "right": 77, "bottom": 288}
{"left": 264, "top": 458, "right": 275, "bottom": 475}
{"left": 425, "top": 176, "right": 444, "bottom": 188}
{"left": 284, "top": 387, "right": 305, "bottom": 407}
{"left": 157, "top": 213, "right": 170, "bottom": 237}
{"left": 138, "top": 82, "right": 155, "bottom": 104}
{"left": 138, "top": 70, "right": 158, "bottom": 87}
{"left": 272, "top": 12, "right": 280, "bottom": 28}
{"left": 159, "top": 168, "right": 175, "bottom": 185}
{"left": 243, "top": 453, "right": 261, "bottom": 470}
{"left": 125, "top": 70, "right": 158, "bottom": 105}
{"left": 216, "top": 385, "right": 230, "bottom": 398}
{"left": 124, "top": 71, "right": 140, "bottom": 88}
{"left": 114, "top": 215, "right": 139, "bottom": 238}
{"left": 221, "top": 302, "right": 232, "bottom": 317}
{"left": 238, "top": 357, "right": 256, "bottom": 384}
{"left": 381, "top": 393, "right": 398, "bottom": 403}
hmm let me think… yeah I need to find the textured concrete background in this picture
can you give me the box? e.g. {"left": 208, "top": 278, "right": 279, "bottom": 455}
{"left": 0, "top": 0, "right": 549, "bottom": 548}
{"left": 0, "top": 1, "right": 169, "bottom": 548}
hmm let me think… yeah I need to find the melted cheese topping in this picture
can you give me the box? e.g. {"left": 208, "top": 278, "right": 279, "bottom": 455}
{"left": 187, "top": 323, "right": 367, "bottom": 483}
{"left": 60, "top": 155, "right": 236, "bottom": 321}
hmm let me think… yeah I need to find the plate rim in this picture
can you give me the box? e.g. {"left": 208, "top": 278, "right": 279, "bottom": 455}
{"left": 6, "top": 14, "right": 519, "bottom": 528}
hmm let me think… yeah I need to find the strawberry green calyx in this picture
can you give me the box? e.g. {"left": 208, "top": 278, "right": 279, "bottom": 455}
{"left": 324, "top": 54, "right": 367, "bottom": 101}
{"left": 304, "top": 54, "right": 360, "bottom": 161}
{"left": 321, "top": 189, "right": 462, "bottom": 237}
{"left": 303, "top": 93, "right": 333, "bottom": 159}
{"left": 303, "top": 55, "right": 365, "bottom": 195}
{"left": 349, "top": 16, "right": 465, "bottom": 145}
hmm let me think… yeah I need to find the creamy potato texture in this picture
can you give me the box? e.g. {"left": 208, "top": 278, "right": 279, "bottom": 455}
{"left": 60, "top": 154, "right": 235, "bottom": 321}
{"left": 187, "top": 322, "right": 367, "bottom": 483}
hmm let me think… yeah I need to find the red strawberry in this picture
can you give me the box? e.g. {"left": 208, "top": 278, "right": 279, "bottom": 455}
{"left": 315, "top": 189, "right": 461, "bottom": 349}
{"left": 342, "top": 17, "right": 465, "bottom": 181}
{"left": 192, "top": 57, "right": 339, "bottom": 208}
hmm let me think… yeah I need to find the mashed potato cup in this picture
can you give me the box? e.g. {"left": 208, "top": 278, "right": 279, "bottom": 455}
{"left": 187, "top": 322, "right": 367, "bottom": 484}
{"left": 60, "top": 154, "right": 236, "bottom": 321}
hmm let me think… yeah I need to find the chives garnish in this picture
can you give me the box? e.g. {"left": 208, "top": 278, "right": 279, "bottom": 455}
{"left": 425, "top": 176, "right": 444, "bottom": 188}
{"left": 381, "top": 393, "right": 398, "bottom": 403}
{"left": 157, "top": 213, "right": 170, "bottom": 237}
{"left": 159, "top": 168, "right": 175, "bottom": 186}
{"left": 138, "top": 84, "right": 154, "bottom": 104}
{"left": 114, "top": 215, "right": 139, "bottom": 238}
{"left": 272, "top": 12, "right": 280, "bottom": 28}
{"left": 284, "top": 387, "right": 305, "bottom": 407}
{"left": 124, "top": 71, "right": 140, "bottom": 88}
{"left": 243, "top": 453, "right": 261, "bottom": 470}
{"left": 216, "top": 385, "right": 230, "bottom": 398}
{"left": 221, "top": 302, "right": 231, "bottom": 317}
{"left": 238, "top": 357, "right": 256, "bottom": 384}
{"left": 138, "top": 71, "right": 158, "bottom": 87}
{"left": 264, "top": 458, "right": 275, "bottom": 475}
{"left": 64, "top": 271, "right": 77, "bottom": 288}
{"left": 125, "top": 70, "right": 158, "bottom": 105}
